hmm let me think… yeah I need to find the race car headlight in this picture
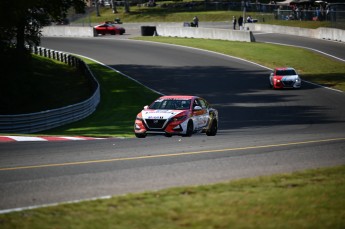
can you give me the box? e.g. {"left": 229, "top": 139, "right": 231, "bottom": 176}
{"left": 173, "top": 115, "right": 187, "bottom": 122}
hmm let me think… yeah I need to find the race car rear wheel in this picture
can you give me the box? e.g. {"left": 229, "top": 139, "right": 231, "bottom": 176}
{"left": 206, "top": 119, "right": 218, "bottom": 136}
{"left": 135, "top": 133, "right": 147, "bottom": 138}
{"left": 164, "top": 133, "right": 172, "bottom": 137}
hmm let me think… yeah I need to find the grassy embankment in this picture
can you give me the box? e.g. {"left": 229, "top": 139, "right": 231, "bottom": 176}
{"left": 1, "top": 165, "right": 344, "bottom": 228}
{"left": 85, "top": 4, "right": 331, "bottom": 29}
{"left": 0, "top": 55, "right": 92, "bottom": 115}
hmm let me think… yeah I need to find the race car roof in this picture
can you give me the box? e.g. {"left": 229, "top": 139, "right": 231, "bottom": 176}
{"left": 158, "top": 95, "right": 196, "bottom": 100}
{"left": 274, "top": 67, "right": 295, "bottom": 71}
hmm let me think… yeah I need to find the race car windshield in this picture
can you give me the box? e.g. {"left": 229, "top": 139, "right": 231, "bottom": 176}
{"left": 276, "top": 70, "right": 296, "bottom": 76}
{"left": 149, "top": 99, "right": 191, "bottom": 110}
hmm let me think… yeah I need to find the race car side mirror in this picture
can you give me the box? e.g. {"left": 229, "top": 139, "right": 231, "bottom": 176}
{"left": 143, "top": 105, "right": 149, "bottom": 110}
{"left": 193, "top": 106, "right": 202, "bottom": 111}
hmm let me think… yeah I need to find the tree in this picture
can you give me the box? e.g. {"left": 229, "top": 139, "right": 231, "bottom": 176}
{"left": 111, "top": 0, "right": 118, "bottom": 14}
{"left": 124, "top": 0, "right": 130, "bottom": 13}
{"left": 0, "top": 0, "right": 87, "bottom": 75}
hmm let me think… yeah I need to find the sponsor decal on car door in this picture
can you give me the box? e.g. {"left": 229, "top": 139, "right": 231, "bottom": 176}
{"left": 193, "top": 99, "right": 208, "bottom": 129}
{"left": 193, "top": 109, "right": 206, "bottom": 129}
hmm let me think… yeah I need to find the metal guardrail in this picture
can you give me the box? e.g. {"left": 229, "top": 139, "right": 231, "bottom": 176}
{"left": 0, "top": 47, "right": 100, "bottom": 134}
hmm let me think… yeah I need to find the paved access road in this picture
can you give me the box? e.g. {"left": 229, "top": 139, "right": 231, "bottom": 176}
{"left": 0, "top": 30, "right": 344, "bottom": 212}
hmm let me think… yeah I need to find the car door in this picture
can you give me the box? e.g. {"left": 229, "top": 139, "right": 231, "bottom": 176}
{"left": 197, "top": 99, "right": 210, "bottom": 128}
{"left": 96, "top": 24, "right": 107, "bottom": 34}
{"left": 192, "top": 99, "right": 208, "bottom": 130}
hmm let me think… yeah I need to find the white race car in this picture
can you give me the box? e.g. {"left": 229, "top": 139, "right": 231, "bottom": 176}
{"left": 269, "top": 67, "right": 302, "bottom": 89}
{"left": 134, "top": 95, "right": 218, "bottom": 138}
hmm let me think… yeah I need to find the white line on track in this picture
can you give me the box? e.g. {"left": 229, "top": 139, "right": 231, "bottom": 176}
{"left": 0, "top": 196, "right": 112, "bottom": 215}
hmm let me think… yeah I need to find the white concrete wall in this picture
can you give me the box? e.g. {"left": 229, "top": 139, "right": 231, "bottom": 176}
{"left": 41, "top": 23, "right": 344, "bottom": 43}
{"left": 317, "top": 27, "right": 345, "bottom": 41}
{"left": 156, "top": 27, "right": 255, "bottom": 42}
{"left": 42, "top": 26, "right": 95, "bottom": 37}
{"left": 246, "top": 23, "right": 344, "bottom": 42}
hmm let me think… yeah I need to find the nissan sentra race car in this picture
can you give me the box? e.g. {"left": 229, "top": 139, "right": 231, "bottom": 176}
{"left": 134, "top": 95, "right": 218, "bottom": 138}
{"left": 269, "top": 67, "right": 302, "bottom": 89}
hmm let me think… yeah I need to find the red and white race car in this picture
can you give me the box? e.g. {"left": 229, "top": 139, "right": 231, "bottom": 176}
{"left": 269, "top": 67, "right": 302, "bottom": 89}
{"left": 134, "top": 95, "right": 218, "bottom": 138}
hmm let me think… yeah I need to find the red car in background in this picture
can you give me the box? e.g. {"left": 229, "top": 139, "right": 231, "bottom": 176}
{"left": 94, "top": 23, "right": 125, "bottom": 35}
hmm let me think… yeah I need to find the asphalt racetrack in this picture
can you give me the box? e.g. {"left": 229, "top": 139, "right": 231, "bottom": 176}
{"left": 0, "top": 29, "right": 345, "bottom": 212}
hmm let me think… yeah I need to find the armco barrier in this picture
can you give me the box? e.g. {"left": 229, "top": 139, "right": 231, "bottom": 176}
{"left": 246, "top": 23, "right": 344, "bottom": 42}
{"left": 0, "top": 47, "right": 100, "bottom": 133}
{"left": 156, "top": 27, "right": 255, "bottom": 42}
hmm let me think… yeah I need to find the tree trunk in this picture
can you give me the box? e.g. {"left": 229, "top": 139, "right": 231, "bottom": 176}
{"left": 111, "top": 0, "right": 118, "bottom": 13}
{"left": 124, "top": 0, "right": 130, "bottom": 13}
{"left": 16, "top": 23, "right": 26, "bottom": 52}
{"left": 96, "top": 1, "right": 100, "bottom": 16}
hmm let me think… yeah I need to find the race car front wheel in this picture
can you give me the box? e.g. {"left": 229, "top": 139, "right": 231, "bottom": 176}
{"left": 183, "top": 121, "right": 194, "bottom": 137}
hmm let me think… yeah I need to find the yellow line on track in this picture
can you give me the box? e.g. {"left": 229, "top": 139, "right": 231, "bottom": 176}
{"left": 1, "top": 137, "right": 344, "bottom": 171}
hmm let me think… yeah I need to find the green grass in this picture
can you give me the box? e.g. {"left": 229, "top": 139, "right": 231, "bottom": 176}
{"left": 85, "top": 8, "right": 247, "bottom": 24}
{"left": 0, "top": 55, "right": 92, "bottom": 115}
{"left": 1, "top": 165, "right": 344, "bottom": 228}
{"left": 79, "top": 5, "right": 331, "bottom": 29}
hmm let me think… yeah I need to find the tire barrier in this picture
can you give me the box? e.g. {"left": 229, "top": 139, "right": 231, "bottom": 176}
{"left": 141, "top": 26, "right": 156, "bottom": 36}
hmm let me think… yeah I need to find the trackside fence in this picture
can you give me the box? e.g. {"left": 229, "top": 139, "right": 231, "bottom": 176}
{"left": 0, "top": 47, "right": 100, "bottom": 134}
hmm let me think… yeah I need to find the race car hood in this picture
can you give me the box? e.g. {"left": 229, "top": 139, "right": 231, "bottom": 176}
{"left": 141, "top": 109, "right": 185, "bottom": 120}
{"left": 275, "top": 75, "right": 299, "bottom": 80}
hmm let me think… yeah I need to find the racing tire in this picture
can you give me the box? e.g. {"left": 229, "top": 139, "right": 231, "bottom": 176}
{"left": 183, "top": 121, "right": 193, "bottom": 137}
{"left": 206, "top": 119, "right": 218, "bottom": 136}
{"left": 164, "top": 133, "right": 173, "bottom": 137}
{"left": 135, "top": 133, "right": 147, "bottom": 138}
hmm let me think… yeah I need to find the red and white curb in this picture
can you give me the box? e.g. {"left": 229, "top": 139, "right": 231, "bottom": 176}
{"left": 0, "top": 136, "right": 106, "bottom": 142}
